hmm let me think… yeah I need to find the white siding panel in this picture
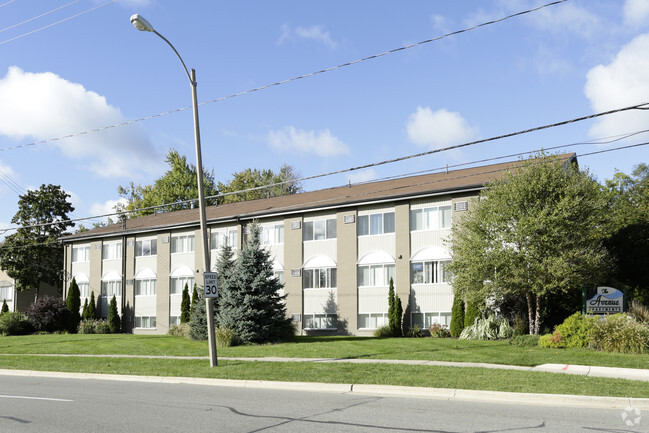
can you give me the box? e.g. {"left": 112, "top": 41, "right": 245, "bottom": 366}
{"left": 135, "top": 295, "right": 156, "bottom": 317}
{"left": 303, "top": 239, "right": 336, "bottom": 264}
{"left": 358, "top": 234, "right": 395, "bottom": 259}
{"left": 410, "top": 197, "right": 452, "bottom": 210}
{"left": 135, "top": 256, "right": 157, "bottom": 275}
{"left": 358, "top": 287, "right": 389, "bottom": 313}
{"left": 102, "top": 259, "right": 122, "bottom": 277}
{"left": 303, "top": 289, "right": 337, "bottom": 314}
{"left": 266, "top": 244, "right": 284, "bottom": 267}
{"left": 169, "top": 293, "right": 182, "bottom": 317}
{"left": 410, "top": 231, "right": 451, "bottom": 258}
{"left": 71, "top": 262, "right": 90, "bottom": 280}
{"left": 170, "top": 253, "right": 194, "bottom": 273}
{"left": 410, "top": 284, "right": 453, "bottom": 312}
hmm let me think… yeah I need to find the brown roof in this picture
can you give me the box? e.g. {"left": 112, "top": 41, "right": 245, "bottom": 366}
{"left": 62, "top": 154, "right": 576, "bottom": 241}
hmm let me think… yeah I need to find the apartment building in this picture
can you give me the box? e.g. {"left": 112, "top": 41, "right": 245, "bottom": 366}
{"left": 60, "top": 158, "right": 548, "bottom": 335}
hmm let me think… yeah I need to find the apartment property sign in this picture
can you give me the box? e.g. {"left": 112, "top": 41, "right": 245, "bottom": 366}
{"left": 203, "top": 272, "right": 218, "bottom": 298}
{"left": 585, "top": 286, "right": 624, "bottom": 314}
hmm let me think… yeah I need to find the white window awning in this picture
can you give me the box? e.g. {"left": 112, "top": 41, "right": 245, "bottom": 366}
{"left": 134, "top": 268, "right": 156, "bottom": 280}
{"left": 357, "top": 251, "right": 395, "bottom": 265}
{"left": 169, "top": 265, "right": 195, "bottom": 278}
{"left": 410, "top": 246, "right": 451, "bottom": 261}
{"left": 73, "top": 274, "right": 89, "bottom": 283}
{"left": 101, "top": 270, "right": 121, "bottom": 281}
{"left": 303, "top": 255, "right": 336, "bottom": 269}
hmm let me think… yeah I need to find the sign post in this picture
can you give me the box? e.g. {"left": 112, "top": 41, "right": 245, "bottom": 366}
{"left": 203, "top": 272, "right": 218, "bottom": 366}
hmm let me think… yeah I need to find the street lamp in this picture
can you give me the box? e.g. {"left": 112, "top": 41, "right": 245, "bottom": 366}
{"left": 130, "top": 14, "right": 217, "bottom": 367}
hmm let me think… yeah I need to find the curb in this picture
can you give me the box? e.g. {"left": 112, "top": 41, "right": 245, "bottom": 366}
{"left": 2, "top": 369, "right": 648, "bottom": 410}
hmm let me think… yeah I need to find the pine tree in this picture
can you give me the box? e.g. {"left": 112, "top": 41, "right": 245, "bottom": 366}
{"left": 1, "top": 299, "right": 8, "bottom": 314}
{"left": 217, "top": 222, "right": 293, "bottom": 344}
{"left": 87, "top": 291, "right": 97, "bottom": 319}
{"left": 108, "top": 295, "right": 120, "bottom": 333}
{"left": 180, "top": 283, "right": 191, "bottom": 323}
{"left": 66, "top": 277, "right": 81, "bottom": 331}
{"left": 450, "top": 293, "right": 465, "bottom": 337}
{"left": 81, "top": 298, "right": 89, "bottom": 320}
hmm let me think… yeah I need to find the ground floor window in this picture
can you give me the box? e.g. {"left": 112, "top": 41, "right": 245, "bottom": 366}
{"left": 169, "top": 316, "right": 180, "bottom": 327}
{"left": 0, "top": 282, "right": 13, "bottom": 301}
{"left": 134, "top": 316, "right": 156, "bottom": 329}
{"left": 358, "top": 313, "right": 388, "bottom": 329}
{"left": 411, "top": 312, "right": 452, "bottom": 329}
{"left": 78, "top": 282, "right": 89, "bottom": 298}
{"left": 170, "top": 276, "right": 194, "bottom": 295}
{"left": 101, "top": 280, "right": 121, "bottom": 298}
{"left": 303, "top": 313, "right": 337, "bottom": 330}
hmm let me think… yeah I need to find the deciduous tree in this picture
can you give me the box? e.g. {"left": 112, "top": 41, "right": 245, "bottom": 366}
{"left": 217, "top": 164, "right": 302, "bottom": 204}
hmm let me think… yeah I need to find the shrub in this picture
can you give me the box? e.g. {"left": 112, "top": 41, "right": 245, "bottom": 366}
{"left": 189, "top": 293, "right": 208, "bottom": 341}
{"left": 464, "top": 302, "right": 481, "bottom": 329}
{"left": 512, "top": 314, "right": 528, "bottom": 336}
{"left": 77, "top": 319, "right": 111, "bottom": 334}
{"left": 590, "top": 314, "right": 649, "bottom": 354}
{"left": 540, "top": 312, "right": 597, "bottom": 349}
{"left": 86, "top": 292, "right": 97, "bottom": 320}
{"left": 1, "top": 299, "right": 8, "bottom": 315}
{"left": 25, "top": 296, "right": 72, "bottom": 333}
{"left": 180, "top": 283, "right": 191, "bottom": 324}
{"left": 168, "top": 323, "right": 190, "bottom": 338}
{"left": 0, "top": 311, "right": 32, "bottom": 335}
{"left": 406, "top": 325, "right": 423, "bottom": 338}
{"left": 429, "top": 323, "right": 451, "bottom": 338}
{"left": 459, "top": 315, "right": 514, "bottom": 340}
{"left": 387, "top": 278, "right": 403, "bottom": 337}
{"left": 108, "top": 295, "right": 120, "bottom": 333}
{"left": 449, "top": 295, "right": 465, "bottom": 337}
{"left": 629, "top": 300, "right": 649, "bottom": 324}
{"left": 509, "top": 334, "right": 540, "bottom": 347}
{"left": 214, "top": 327, "right": 236, "bottom": 347}
{"left": 373, "top": 325, "right": 394, "bottom": 338}
{"left": 66, "top": 278, "right": 81, "bottom": 332}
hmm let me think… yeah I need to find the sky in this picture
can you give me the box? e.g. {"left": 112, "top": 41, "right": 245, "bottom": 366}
{"left": 0, "top": 0, "right": 648, "bottom": 235}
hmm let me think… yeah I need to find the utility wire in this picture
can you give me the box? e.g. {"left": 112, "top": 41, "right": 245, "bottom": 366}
{"left": 0, "top": 0, "right": 18, "bottom": 8}
{"left": 0, "top": 0, "right": 114, "bottom": 46}
{"left": 0, "top": 0, "right": 566, "bottom": 153}
{"left": 0, "top": 0, "right": 82, "bottom": 34}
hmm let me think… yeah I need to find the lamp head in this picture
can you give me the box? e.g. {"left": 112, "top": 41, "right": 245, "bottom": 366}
{"left": 130, "top": 14, "right": 154, "bottom": 32}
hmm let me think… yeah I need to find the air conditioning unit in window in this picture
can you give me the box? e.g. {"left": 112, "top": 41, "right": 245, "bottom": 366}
{"left": 290, "top": 269, "right": 302, "bottom": 277}
{"left": 94, "top": 244, "right": 101, "bottom": 250}
{"left": 343, "top": 214, "right": 355, "bottom": 224}
{"left": 290, "top": 221, "right": 301, "bottom": 230}
{"left": 161, "top": 236, "right": 169, "bottom": 244}
{"left": 454, "top": 201, "right": 468, "bottom": 211}
{"left": 126, "top": 279, "right": 133, "bottom": 286}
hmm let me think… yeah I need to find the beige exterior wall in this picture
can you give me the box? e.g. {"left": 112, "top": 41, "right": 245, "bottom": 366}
{"left": 336, "top": 209, "right": 358, "bottom": 334}
{"left": 394, "top": 202, "right": 411, "bottom": 330}
{"left": 283, "top": 217, "right": 303, "bottom": 330}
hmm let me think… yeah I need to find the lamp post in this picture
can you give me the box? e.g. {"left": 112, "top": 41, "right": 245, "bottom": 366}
{"left": 130, "top": 14, "right": 217, "bottom": 367}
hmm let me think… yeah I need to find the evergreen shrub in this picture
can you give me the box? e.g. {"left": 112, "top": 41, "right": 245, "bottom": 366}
{"left": 180, "top": 283, "right": 191, "bottom": 324}
{"left": 66, "top": 278, "right": 81, "bottom": 332}
{"left": 77, "top": 319, "right": 110, "bottom": 334}
{"left": 449, "top": 295, "right": 465, "bottom": 337}
{"left": 538, "top": 312, "right": 597, "bottom": 349}
{"left": 189, "top": 293, "right": 208, "bottom": 341}
{"left": 373, "top": 325, "right": 393, "bottom": 338}
{"left": 1, "top": 299, "right": 8, "bottom": 315}
{"left": 0, "top": 311, "right": 32, "bottom": 335}
{"left": 464, "top": 302, "right": 481, "bottom": 329}
{"left": 108, "top": 295, "right": 120, "bottom": 333}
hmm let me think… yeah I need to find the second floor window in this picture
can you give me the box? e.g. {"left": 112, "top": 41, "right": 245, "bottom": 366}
{"left": 171, "top": 234, "right": 195, "bottom": 253}
{"left": 303, "top": 219, "right": 336, "bottom": 241}
{"left": 135, "top": 279, "right": 157, "bottom": 296}
{"left": 170, "top": 276, "right": 194, "bottom": 295}
{"left": 210, "top": 230, "right": 237, "bottom": 250}
{"left": 411, "top": 260, "right": 450, "bottom": 284}
{"left": 78, "top": 282, "right": 89, "bottom": 298}
{"left": 101, "top": 280, "right": 121, "bottom": 297}
{"left": 358, "top": 212, "right": 395, "bottom": 236}
{"left": 410, "top": 205, "right": 452, "bottom": 231}
{"left": 263, "top": 224, "right": 284, "bottom": 245}
{"left": 135, "top": 239, "right": 157, "bottom": 257}
{"left": 102, "top": 243, "right": 122, "bottom": 260}
{"left": 71, "top": 246, "right": 90, "bottom": 263}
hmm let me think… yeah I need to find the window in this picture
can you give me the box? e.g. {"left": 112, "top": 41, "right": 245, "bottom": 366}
{"left": 411, "top": 312, "right": 452, "bottom": 328}
{"left": 357, "top": 264, "right": 395, "bottom": 287}
{"left": 262, "top": 224, "right": 284, "bottom": 245}
{"left": 135, "top": 239, "right": 157, "bottom": 257}
{"left": 101, "top": 280, "right": 121, "bottom": 297}
{"left": 171, "top": 234, "right": 195, "bottom": 253}
{"left": 303, "top": 219, "right": 336, "bottom": 241}
{"left": 273, "top": 270, "right": 284, "bottom": 285}
{"left": 358, "top": 313, "right": 388, "bottom": 329}
{"left": 169, "top": 316, "right": 180, "bottom": 327}
{"left": 303, "top": 268, "right": 337, "bottom": 289}
{"left": 102, "top": 242, "right": 122, "bottom": 260}
{"left": 0, "top": 281, "right": 12, "bottom": 301}
{"left": 134, "top": 316, "right": 156, "bottom": 328}
{"left": 357, "top": 212, "right": 395, "bottom": 236}
{"left": 170, "top": 277, "right": 194, "bottom": 295}
{"left": 410, "top": 261, "right": 451, "bottom": 284}
{"left": 78, "top": 282, "right": 89, "bottom": 298}
{"left": 135, "top": 279, "right": 156, "bottom": 296}
{"left": 410, "top": 205, "right": 452, "bottom": 231}
{"left": 71, "top": 245, "right": 90, "bottom": 262}
{"left": 303, "top": 313, "right": 337, "bottom": 330}
{"left": 210, "top": 230, "right": 237, "bottom": 250}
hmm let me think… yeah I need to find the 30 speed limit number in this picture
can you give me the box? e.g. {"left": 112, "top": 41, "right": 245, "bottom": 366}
{"left": 203, "top": 272, "right": 218, "bottom": 298}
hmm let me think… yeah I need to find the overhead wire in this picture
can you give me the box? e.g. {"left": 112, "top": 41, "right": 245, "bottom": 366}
{"left": 0, "top": 0, "right": 18, "bottom": 8}
{"left": 0, "top": 0, "right": 82, "bottom": 35}
{"left": 0, "top": 0, "right": 567, "bottom": 153}
{"left": 0, "top": 0, "right": 115, "bottom": 47}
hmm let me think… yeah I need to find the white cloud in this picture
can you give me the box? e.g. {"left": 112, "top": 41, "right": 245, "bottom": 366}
{"left": 584, "top": 33, "right": 649, "bottom": 138}
{"left": 347, "top": 169, "right": 378, "bottom": 185}
{"left": 406, "top": 107, "right": 478, "bottom": 149}
{"left": 268, "top": 126, "right": 349, "bottom": 157}
{"left": 624, "top": 0, "right": 649, "bottom": 28}
{"left": 431, "top": 14, "right": 450, "bottom": 34}
{"left": 277, "top": 24, "right": 337, "bottom": 49}
{"left": 0, "top": 160, "right": 21, "bottom": 197}
{"left": 0, "top": 66, "right": 160, "bottom": 178}
{"left": 90, "top": 198, "right": 128, "bottom": 219}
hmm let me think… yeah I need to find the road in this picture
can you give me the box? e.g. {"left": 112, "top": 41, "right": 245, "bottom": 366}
{"left": 0, "top": 375, "right": 644, "bottom": 432}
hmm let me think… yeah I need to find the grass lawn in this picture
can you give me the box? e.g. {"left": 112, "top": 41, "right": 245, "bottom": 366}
{"left": 1, "top": 334, "right": 648, "bottom": 369}
{"left": 2, "top": 334, "right": 649, "bottom": 398}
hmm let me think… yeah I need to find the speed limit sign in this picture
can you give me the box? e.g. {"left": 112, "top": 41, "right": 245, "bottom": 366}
{"left": 203, "top": 272, "right": 218, "bottom": 298}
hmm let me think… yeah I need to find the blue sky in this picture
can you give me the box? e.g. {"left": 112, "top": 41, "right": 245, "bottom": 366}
{"left": 0, "top": 0, "right": 648, "bottom": 235}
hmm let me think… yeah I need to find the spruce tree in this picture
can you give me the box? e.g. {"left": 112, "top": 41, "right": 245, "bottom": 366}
{"left": 215, "top": 237, "right": 236, "bottom": 328}
{"left": 189, "top": 292, "right": 207, "bottom": 341}
{"left": 87, "top": 291, "right": 97, "bottom": 319}
{"left": 450, "top": 294, "right": 465, "bottom": 337}
{"left": 180, "top": 283, "right": 191, "bottom": 323}
{"left": 81, "top": 298, "right": 89, "bottom": 320}
{"left": 218, "top": 222, "right": 293, "bottom": 344}
{"left": 108, "top": 295, "right": 120, "bottom": 333}
{"left": 1, "top": 299, "right": 8, "bottom": 314}
{"left": 66, "top": 277, "right": 81, "bottom": 331}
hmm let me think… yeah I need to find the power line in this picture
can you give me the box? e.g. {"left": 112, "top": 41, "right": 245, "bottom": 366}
{"left": 0, "top": 0, "right": 82, "bottom": 35}
{"left": 0, "top": 0, "right": 115, "bottom": 47}
{"left": 0, "top": 0, "right": 567, "bottom": 153}
{"left": 0, "top": 0, "right": 18, "bottom": 8}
